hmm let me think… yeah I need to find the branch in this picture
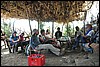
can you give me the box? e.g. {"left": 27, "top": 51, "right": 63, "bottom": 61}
{"left": 86, "top": 1, "right": 94, "bottom": 10}
{"left": 1, "top": 7, "right": 10, "bottom": 12}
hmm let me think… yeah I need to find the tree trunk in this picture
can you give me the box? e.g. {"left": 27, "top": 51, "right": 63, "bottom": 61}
{"left": 28, "top": 17, "right": 32, "bottom": 35}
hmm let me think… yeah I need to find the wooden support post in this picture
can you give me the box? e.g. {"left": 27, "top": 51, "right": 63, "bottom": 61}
{"left": 38, "top": 19, "right": 40, "bottom": 32}
{"left": 83, "top": 11, "right": 87, "bottom": 35}
{"left": 28, "top": 17, "right": 32, "bottom": 35}
{"left": 67, "top": 22, "right": 68, "bottom": 36}
{"left": 52, "top": 22, "right": 54, "bottom": 38}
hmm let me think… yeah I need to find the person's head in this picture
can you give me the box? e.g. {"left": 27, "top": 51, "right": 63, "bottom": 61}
{"left": 32, "top": 29, "right": 39, "bottom": 35}
{"left": 46, "top": 29, "right": 50, "bottom": 34}
{"left": 13, "top": 31, "right": 17, "bottom": 37}
{"left": 86, "top": 24, "right": 92, "bottom": 30}
{"left": 21, "top": 32, "right": 24, "bottom": 36}
{"left": 57, "top": 27, "right": 60, "bottom": 31}
{"left": 75, "top": 26, "right": 79, "bottom": 31}
{"left": 40, "top": 29, "right": 45, "bottom": 35}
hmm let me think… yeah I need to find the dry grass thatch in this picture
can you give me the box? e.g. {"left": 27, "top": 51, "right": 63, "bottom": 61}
{"left": 1, "top": 1, "right": 94, "bottom": 23}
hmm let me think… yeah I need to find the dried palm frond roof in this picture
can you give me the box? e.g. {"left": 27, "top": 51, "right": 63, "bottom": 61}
{"left": 1, "top": 1, "right": 94, "bottom": 23}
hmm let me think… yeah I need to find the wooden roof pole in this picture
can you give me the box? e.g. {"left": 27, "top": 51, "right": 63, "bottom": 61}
{"left": 83, "top": 11, "right": 87, "bottom": 35}
{"left": 38, "top": 19, "right": 40, "bottom": 33}
{"left": 28, "top": 17, "right": 32, "bottom": 35}
{"left": 52, "top": 22, "right": 54, "bottom": 38}
{"left": 26, "top": 6, "right": 32, "bottom": 35}
{"left": 67, "top": 22, "right": 68, "bottom": 36}
{"left": 61, "top": 22, "right": 65, "bottom": 36}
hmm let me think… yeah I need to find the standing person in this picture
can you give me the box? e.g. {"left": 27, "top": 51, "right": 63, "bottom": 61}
{"left": 55, "top": 27, "right": 62, "bottom": 39}
{"left": 27, "top": 29, "right": 65, "bottom": 56}
{"left": 1, "top": 31, "right": 7, "bottom": 49}
{"left": 1, "top": 30, "right": 12, "bottom": 53}
{"left": 9, "top": 31, "right": 19, "bottom": 53}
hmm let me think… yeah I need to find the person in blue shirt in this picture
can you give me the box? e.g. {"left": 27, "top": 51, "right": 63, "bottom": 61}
{"left": 9, "top": 31, "right": 19, "bottom": 53}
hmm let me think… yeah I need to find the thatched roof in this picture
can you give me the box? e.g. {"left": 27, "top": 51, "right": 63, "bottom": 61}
{"left": 1, "top": 1, "right": 94, "bottom": 23}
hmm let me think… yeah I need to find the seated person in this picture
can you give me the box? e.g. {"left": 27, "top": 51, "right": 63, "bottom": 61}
{"left": 15, "top": 32, "right": 30, "bottom": 52}
{"left": 39, "top": 29, "right": 61, "bottom": 48}
{"left": 1, "top": 30, "right": 12, "bottom": 53}
{"left": 45, "top": 29, "right": 52, "bottom": 38}
{"left": 27, "top": 29, "right": 65, "bottom": 56}
{"left": 81, "top": 24, "right": 94, "bottom": 43}
{"left": 72, "top": 24, "right": 94, "bottom": 50}
{"left": 72, "top": 26, "right": 83, "bottom": 49}
{"left": 9, "top": 31, "right": 19, "bottom": 53}
{"left": 1, "top": 30, "right": 7, "bottom": 49}
{"left": 93, "top": 27, "right": 99, "bottom": 43}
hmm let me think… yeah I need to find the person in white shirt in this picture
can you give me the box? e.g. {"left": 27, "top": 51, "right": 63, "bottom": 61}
{"left": 81, "top": 24, "right": 94, "bottom": 43}
{"left": 72, "top": 24, "right": 94, "bottom": 50}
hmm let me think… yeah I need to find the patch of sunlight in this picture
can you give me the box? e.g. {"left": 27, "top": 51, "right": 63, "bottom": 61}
{"left": 2, "top": 51, "right": 9, "bottom": 55}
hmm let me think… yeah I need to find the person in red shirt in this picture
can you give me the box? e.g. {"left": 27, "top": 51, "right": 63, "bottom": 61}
{"left": 15, "top": 32, "right": 24, "bottom": 52}
{"left": 19, "top": 32, "right": 24, "bottom": 41}
{"left": 15, "top": 32, "right": 29, "bottom": 53}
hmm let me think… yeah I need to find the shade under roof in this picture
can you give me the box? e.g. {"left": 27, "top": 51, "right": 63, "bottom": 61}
{"left": 1, "top": 1, "right": 94, "bottom": 23}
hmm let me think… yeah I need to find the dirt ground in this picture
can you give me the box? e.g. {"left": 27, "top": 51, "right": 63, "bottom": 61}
{"left": 1, "top": 45, "right": 99, "bottom": 66}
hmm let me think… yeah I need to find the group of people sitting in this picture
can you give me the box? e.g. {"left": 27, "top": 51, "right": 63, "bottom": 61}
{"left": 26, "top": 28, "right": 65, "bottom": 56}
{"left": 72, "top": 23, "right": 99, "bottom": 51}
{"left": 1, "top": 26, "right": 64, "bottom": 56}
{"left": 1, "top": 23, "right": 99, "bottom": 56}
{"left": 9, "top": 31, "right": 30, "bottom": 53}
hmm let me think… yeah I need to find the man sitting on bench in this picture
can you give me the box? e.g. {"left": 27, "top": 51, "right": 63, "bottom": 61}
{"left": 9, "top": 31, "right": 19, "bottom": 53}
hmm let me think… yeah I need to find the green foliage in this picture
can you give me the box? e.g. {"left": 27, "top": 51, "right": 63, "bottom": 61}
{"left": 1, "top": 22, "right": 12, "bottom": 38}
{"left": 63, "top": 24, "right": 73, "bottom": 37}
{"left": 39, "top": 22, "right": 45, "bottom": 30}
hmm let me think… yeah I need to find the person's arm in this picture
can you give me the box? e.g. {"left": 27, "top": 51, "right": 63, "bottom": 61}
{"left": 75, "top": 31, "right": 77, "bottom": 37}
{"left": 55, "top": 32, "right": 57, "bottom": 38}
{"left": 39, "top": 36, "right": 45, "bottom": 42}
{"left": 61, "top": 32, "right": 62, "bottom": 37}
{"left": 18, "top": 35, "right": 21, "bottom": 41}
{"left": 9, "top": 36, "right": 15, "bottom": 42}
{"left": 1, "top": 34, "right": 6, "bottom": 39}
{"left": 1, "top": 36, "right": 5, "bottom": 39}
{"left": 13, "top": 36, "right": 19, "bottom": 42}
{"left": 16, "top": 36, "right": 19, "bottom": 41}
